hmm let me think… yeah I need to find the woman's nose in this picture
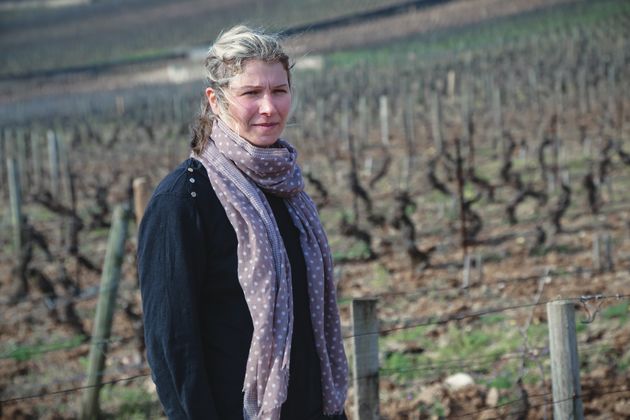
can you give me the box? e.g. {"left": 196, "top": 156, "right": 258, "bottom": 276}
{"left": 259, "top": 94, "right": 275, "bottom": 115}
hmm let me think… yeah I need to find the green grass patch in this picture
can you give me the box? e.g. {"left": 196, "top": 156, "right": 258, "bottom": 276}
{"left": 431, "top": 401, "right": 446, "bottom": 418}
{"left": 530, "top": 243, "right": 583, "bottom": 257}
{"left": 325, "top": 0, "right": 629, "bottom": 69}
{"left": 601, "top": 302, "right": 629, "bottom": 322}
{"left": 575, "top": 322, "right": 587, "bottom": 334}
{"left": 483, "top": 251, "right": 511, "bottom": 263}
{"left": 444, "top": 325, "right": 494, "bottom": 356}
{"left": 332, "top": 240, "right": 372, "bottom": 262}
{"left": 566, "top": 156, "right": 591, "bottom": 172}
{"left": 383, "top": 351, "right": 418, "bottom": 380}
{"left": 473, "top": 159, "right": 503, "bottom": 181}
{"left": 486, "top": 373, "right": 513, "bottom": 390}
{"left": 100, "top": 384, "right": 162, "bottom": 419}
{"left": 522, "top": 322, "right": 549, "bottom": 346}
{"left": 23, "top": 204, "right": 59, "bottom": 223}
{"left": 425, "top": 189, "right": 453, "bottom": 205}
{"left": 315, "top": 207, "right": 339, "bottom": 228}
{"left": 1, "top": 335, "right": 85, "bottom": 361}
{"left": 618, "top": 349, "right": 630, "bottom": 371}
{"left": 381, "top": 316, "right": 553, "bottom": 387}
{"left": 85, "top": 226, "right": 112, "bottom": 242}
{"left": 481, "top": 313, "right": 507, "bottom": 326}
{"left": 370, "top": 263, "right": 391, "bottom": 288}
{"left": 551, "top": 243, "right": 583, "bottom": 255}
{"left": 389, "top": 324, "right": 435, "bottom": 343}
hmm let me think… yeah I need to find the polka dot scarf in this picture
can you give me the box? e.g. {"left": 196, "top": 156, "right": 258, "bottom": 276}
{"left": 195, "top": 119, "right": 348, "bottom": 420}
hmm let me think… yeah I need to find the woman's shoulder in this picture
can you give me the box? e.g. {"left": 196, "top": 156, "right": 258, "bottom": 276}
{"left": 152, "top": 157, "right": 211, "bottom": 199}
{"left": 139, "top": 157, "right": 231, "bottom": 252}
{"left": 142, "top": 157, "right": 224, "bottom": 222}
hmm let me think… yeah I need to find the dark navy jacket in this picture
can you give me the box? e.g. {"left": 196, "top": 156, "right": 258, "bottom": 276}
{"left": 138, "top": 158, "right": 346, "bottom": 420}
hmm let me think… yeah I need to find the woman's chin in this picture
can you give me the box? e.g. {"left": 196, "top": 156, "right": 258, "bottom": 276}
{"left": 245, "top": 131, "right": 282, "bottom": 147}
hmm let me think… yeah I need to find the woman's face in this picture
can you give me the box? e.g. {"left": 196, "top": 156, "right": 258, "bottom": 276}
{"left": 207, "top": 60, "right": 292, "bottom": 147}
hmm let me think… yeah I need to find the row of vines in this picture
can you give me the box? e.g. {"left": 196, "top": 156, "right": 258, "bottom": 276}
{"left": 1, "top": 1, "right": 630, "bottom": 418}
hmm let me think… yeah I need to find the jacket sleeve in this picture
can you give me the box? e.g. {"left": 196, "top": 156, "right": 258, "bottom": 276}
{"left": 138, "top": 191, "right": 218, "bottom": 420}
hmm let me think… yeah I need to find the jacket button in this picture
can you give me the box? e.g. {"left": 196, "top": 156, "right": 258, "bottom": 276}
{"left": 189, "top": 178, "right": 195, "bottom": 183}
{"left": 191, "top": 192, "right": 197, "bottom": 198}
{"left": 187, "top": 167, "right": 193, "bottom": 172}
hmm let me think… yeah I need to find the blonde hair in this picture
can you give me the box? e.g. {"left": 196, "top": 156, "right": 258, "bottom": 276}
{"left": 191, "top": 25, "right": 292, "bottom": 153}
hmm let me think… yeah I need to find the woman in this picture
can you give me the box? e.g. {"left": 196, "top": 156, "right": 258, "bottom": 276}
{"left": 138, "top": 25, "right": 348, "bottom": 420}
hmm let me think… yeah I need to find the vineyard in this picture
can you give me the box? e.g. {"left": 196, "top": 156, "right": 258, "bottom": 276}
{"left": 1, "top": 0, "right": 630, "bottom": 418}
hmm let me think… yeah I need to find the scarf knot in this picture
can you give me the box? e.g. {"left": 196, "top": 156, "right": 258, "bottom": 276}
{"left": 212, "top": 119, "right": 304, "bottom": 198}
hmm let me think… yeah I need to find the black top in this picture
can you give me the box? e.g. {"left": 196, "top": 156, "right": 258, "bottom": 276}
{"left": 138, "top": 158, "right": 345, "bottom": 420}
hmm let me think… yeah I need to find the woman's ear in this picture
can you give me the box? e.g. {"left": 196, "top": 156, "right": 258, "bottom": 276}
{"left": 205, "top": 87, "right": 221, "bottom": 115}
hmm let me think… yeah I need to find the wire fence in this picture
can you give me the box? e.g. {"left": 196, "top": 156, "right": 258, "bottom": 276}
{"left": 338, "top": 266, "right": 629, "bottom": 305}
{"left": 3, "top": 357, "right": 628, "bottom": 420}
{"left": 4, "top": 326, "right": 628, "bottom": 398}
{"left": 2, "top": 259, "right": 627, "bottom": 329}
{"left": 0, "top": 372, "right": 151, "bottom": 405}
{"left": 2, "top": 292, "right": 628, "bottom": 415}
{"left": 345, "top": 293, "right": 630, "bottom": 339}
{"left": 378, "top": 334, "right": 630, "bottom": 392}
{"left": 3, "top": 292, "right": 627, "bottom": 363}
{"left": 1, "top": 335, "right": 627, "bottom": 407}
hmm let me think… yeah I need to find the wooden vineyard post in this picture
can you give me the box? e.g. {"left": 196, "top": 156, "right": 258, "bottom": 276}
{"left": 115, "top": 95, "right": 125, "bottom": 116}
{"left": 351, "top": 298, "right": 379, "bottom": 420}
{"left": 316, "top": 98, "right": 325, "bottom": 143}
{"left": 48, "top": 130, "right": 73, "bottom": 247}
{"left": 58, "top": 133, "right": 74, "bottom": 207}
{"left": 553, "top": 72, "right": 563, "bottom": 190}
{"left": 430, "top": 91, "right": 444, "bottom": 154}
{"left": 132, "top": 177, "right": 149, "bottom": 227}
{"left": 607, "top": 65, "right": 616, "bottom": 119}
{"left": 604, "top": 234, "right": 614, "bottom": 272}
{"left": 8, "top": 158, "right": 24, "bottom": 261}
{"left": 47, "top": 130, "right": 61, "bottom": 197}
{"left": 30, "top": 130, "right": 43, "bottom": 192}
{"left": 363, "top": 155, "right": 373, "bottom": 180}
{"left": 587, "top": 84, "right": 597, "bottom": 119}
{"left": 476, "top": 252, "right": 484, "bottom": 283}
{"left": 547, "top": 300, "right": 584, "bottom": 420}
{"left": 591, "top": 233, "right": 613, "bottom": 273}
{"left": 357, "top": 95, "right": 373, "bottom": 179}
{"left": 80, "top": 205, "right": 130, "bottom": 420}
{"left": 379, "top": 95, "right": 389, "bottom": 146}
{"left": 341, "top": 99, "right": 351, "bottom": 157}
{"left": 460, "top": 75, "right": 472, "bottom": 156}
{"left": 592, "top": 232, "right": 600, "bottom": 273}
{"left": 491, "top": 86, "right": 503, "bottom": 156}
{"left": 357, "top": 96, "right": 369, "bottom": 146}
{"left": 462, "top": 253, "right": 471, "bottom": 290}
{"left": 447, "top": 70, "right": 456, "bottom": 99}
{"left": 577, "top": 68, "right": 588, "bottom": 115}
{"left": 604, "top": 175, "right": 614, "bottom": 204}
{"left": 401, "top": 91, "right": 416, "bottom": 191}
{"left": 8, "top": 157, "right": 26, "bottom": 298}
{"left": 528, "top": 67, "right": 541, "bottom": 117}
{"left": 554, "top": 70, "right": 564, "bottom": 122}
{"left": 0, "top": 129, "right": 6, "bottom": 197}
{"left": 16, "top": 129, "right": 29, "bottom": 194}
